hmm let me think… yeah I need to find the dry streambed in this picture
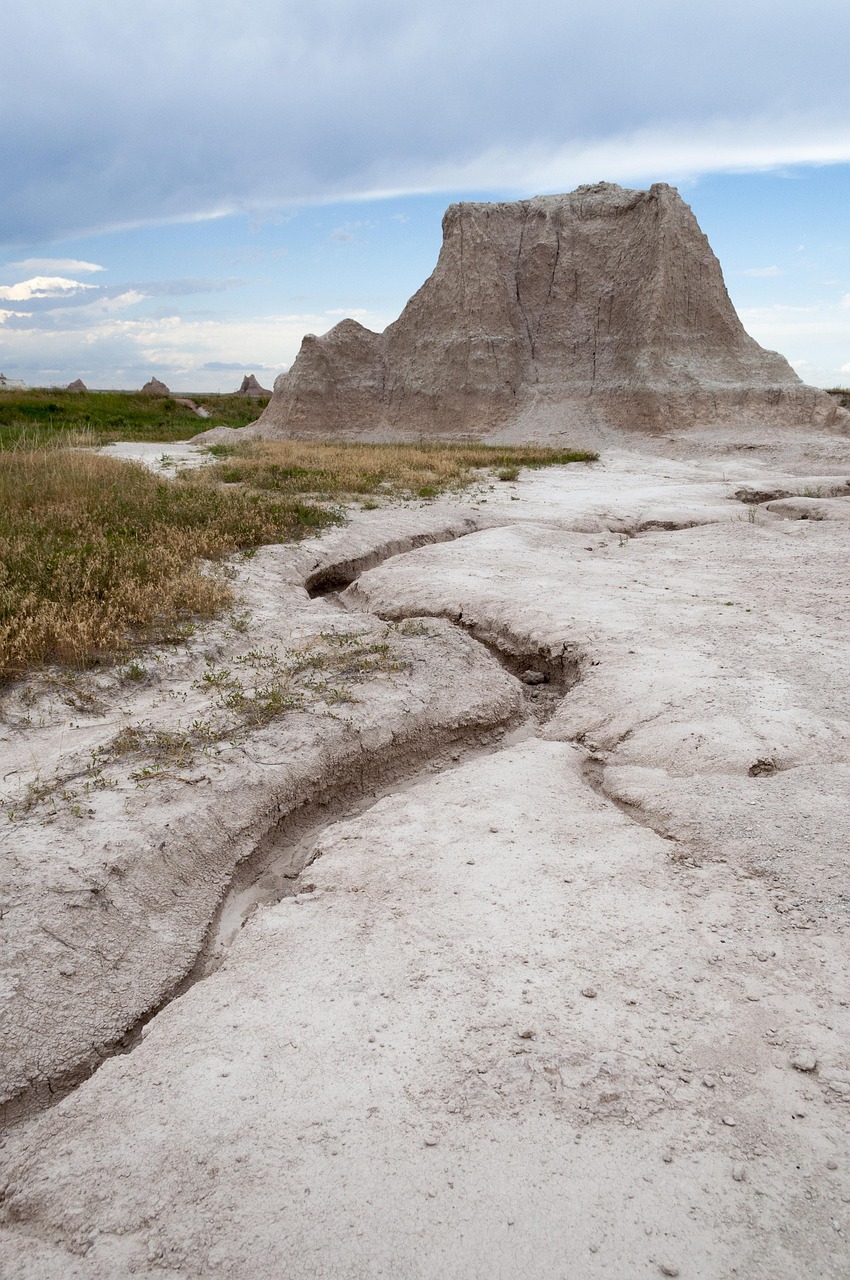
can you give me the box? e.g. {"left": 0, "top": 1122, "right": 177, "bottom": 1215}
{"left": 1, "top": 453, "right": 850, "bottom": 1278}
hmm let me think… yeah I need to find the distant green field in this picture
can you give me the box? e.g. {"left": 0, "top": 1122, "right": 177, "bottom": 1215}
{"left": 0, "top": 388, "right": 268, "bottom": 450}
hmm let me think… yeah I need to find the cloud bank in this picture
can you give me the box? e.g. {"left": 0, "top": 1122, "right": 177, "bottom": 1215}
{"left": 3, "top": 0, "right": 850, "bottom": 242}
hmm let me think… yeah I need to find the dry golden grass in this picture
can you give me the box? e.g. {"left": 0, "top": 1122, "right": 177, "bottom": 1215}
{"left": 204, "top": 439, "right": 597, "bottom": 498}
{"left": 2, "top": 439, "right": 595, "bottom": 682}
{"left": 0, "top": 450, "right": 337, "bottom": 680}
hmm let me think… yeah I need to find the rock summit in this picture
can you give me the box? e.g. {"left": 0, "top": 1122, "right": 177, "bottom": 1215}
{"left": 253, "top": 182, "right": 846, "bottom": 443}
{"left": 236, "top": 374, "right": 271, "bottom": 396}
{"left": 140, "top": 376, "right": 170, "bottom": 395}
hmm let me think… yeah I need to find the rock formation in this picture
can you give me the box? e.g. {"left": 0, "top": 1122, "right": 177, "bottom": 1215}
{"left": 66, "top": 378, "right": 87, "bottom": 392}
{"left": 236, "top": 373, "right": 271, "bottom": 396}
{"left": 253, "top": 182, "right": 847, "bottom": 442}
{"left": 140, "top": 376, "right": 170, "bottom": 395}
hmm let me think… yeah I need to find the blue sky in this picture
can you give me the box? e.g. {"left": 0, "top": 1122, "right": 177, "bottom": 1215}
{"left": 3, "top": 0, "right": 850, "bottom": 391}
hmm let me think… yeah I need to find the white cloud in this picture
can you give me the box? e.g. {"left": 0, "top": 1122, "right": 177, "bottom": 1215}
{"left": 742, "top": 265, "right": 782, "bottom": 277}
{"left": 5, "top": 258, "right": 105, "bottom": 274}
{"left": 0, "top": 275, "right": 97, "bottom": 301}
{"left": 0, "top": 307, "right": 393, "bottom": 391}
{"left": 739, "top": 302, "right": 850, "bottom": 387}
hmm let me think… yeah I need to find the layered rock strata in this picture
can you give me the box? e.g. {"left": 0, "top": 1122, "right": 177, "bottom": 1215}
{"left": 254, "top": 183, "right": 846, "bottom": 441}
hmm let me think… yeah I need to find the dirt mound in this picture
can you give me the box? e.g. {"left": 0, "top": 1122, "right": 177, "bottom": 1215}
{"left": 65, "top": 378, "right": 87, "bottom": 392}
{"left": 236, "top": 373, "right": 271, "bottom": 396}
{"left": 254, "top": 183, "right": 848, "bottom": 443}
{"left": 140, "top": 376, "right": 170, "bottom": 395}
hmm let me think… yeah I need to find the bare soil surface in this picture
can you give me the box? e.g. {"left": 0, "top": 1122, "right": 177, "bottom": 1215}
{"left": 1, "top": 441, "right": 849, "bottom": 1278}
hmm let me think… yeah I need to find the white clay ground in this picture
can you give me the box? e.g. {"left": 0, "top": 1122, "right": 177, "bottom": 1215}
{"left": 1, "top": 442, "right": 849, "bottom": 1279}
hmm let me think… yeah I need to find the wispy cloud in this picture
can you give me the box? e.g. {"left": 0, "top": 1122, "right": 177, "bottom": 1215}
{"left": 4, "top": 258, "right": 106, "bottom": 275}
{"left": 742, "top": 265, "right": 782, "bottom": 277}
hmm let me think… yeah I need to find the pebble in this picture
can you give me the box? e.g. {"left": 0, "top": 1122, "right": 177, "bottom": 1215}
{"left": 721, "top": 1116, "right": 737, "bottom": 1127}
{"left": 826, "top": 1160, "right": 839, "bottom": 1171}
{"left": 581, "top": 987, "right": 598, "bottom": 999}
{"left": 790, "top": 1048, "right": 818, "bottom": 1073}
{"left": 732, "top": 1164, "right": 747, "bottom": 1182}
{"left": 518, "top": 1028, "right": 536, "bottom": 1040}
{"left": 489, "top": 826, "right": 499, "bottom": 833}
{"left": 657, "top": 1263, "right": 680, "bottom": 1277}
{"left": 424, "top": 1137, "right": 439, "bottom": 1147}
{"left": 702, "top": 1076, "right": 717, "bottom": 1088}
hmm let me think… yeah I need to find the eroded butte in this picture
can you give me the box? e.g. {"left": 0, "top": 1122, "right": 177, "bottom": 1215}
{"left": 2, "top": 440, "right": 850, "bottom": 1279}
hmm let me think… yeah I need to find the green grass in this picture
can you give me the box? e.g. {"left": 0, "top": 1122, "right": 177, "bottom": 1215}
{"left": 0, "top": 388, "right": 269, "bottom": 450}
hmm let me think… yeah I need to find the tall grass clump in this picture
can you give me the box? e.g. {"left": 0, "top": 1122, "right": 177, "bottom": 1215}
{"left": 0, "top": 450, "right": 337, "bottom": 680}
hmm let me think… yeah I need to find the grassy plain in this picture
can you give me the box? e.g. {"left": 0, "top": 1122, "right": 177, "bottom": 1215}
{"left": 0, "top": 391, "right": 596, "bottom": 681}
{"left": 0, "top": 387, "right": 268, "bottom": 450}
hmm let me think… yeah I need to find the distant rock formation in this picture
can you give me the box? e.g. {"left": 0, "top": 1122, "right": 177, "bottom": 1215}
{"left": 66, "top": 378, "right": 87, "bottom": 392}
{"left": 236, "top": 374, "right": 271, "bottom": 396}
{"left": 140, "top": 377, "right": 170, "bottom": 396}
{"left": 253, "top": 183, "right": 848, "bottom": 443}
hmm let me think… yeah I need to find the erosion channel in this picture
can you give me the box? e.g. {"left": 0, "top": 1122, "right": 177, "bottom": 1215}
{"left": 2, "top": 450, "right": 850, "bottom": 1280}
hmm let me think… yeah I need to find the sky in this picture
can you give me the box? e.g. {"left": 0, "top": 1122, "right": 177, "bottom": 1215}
{"left": 3, "top": 0, "right": 850, "bottom": 392}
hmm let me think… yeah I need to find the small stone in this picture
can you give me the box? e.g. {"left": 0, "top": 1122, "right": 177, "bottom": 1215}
{"left": 657, "top": 1263, "right": 680, "bottom": 1277}
{"left": 662, "top": 1152, "right": 674, "bottom": 1164}
{"left": 489, "top": 826, "right": 499, "bottom": 833}
{"left": 702, "top": 1075, "right": 717, "bottom": 1088}
{"left": 732, "top": 1164, "right": 747, "bottom": 1182}
{"left": 826, "top": 1160, "right": 839, "bottom": 1171}
{"left": 424, "top": 1137, "right": 439, "bottom": 1147}
{"left": 721, "top": 1116, "right": 737, "bottom": 1127}
{"left": 581, "top": 987, "right": 598, "bottom": 999}
{"left": 518, "top": 1028, "right": 535, "bottom": 1040}
{"left": 790, "top": 1048, "right": 818, "bottom": 1073}
{"left": 466, "top": 859, "right": 475, "bottom": 865}
{"left": 521, "top": 670, "right": 548, "bottom": 685}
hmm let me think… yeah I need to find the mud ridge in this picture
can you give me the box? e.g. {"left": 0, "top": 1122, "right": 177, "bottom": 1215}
{"left": 580, "top": 753, "right": 687, "bottom": 852}
{"left": 305, "top": 519, "right": 489, "bottom": 596}
{"left": 1, "top": 712, "right": 522, "bottom": 1131}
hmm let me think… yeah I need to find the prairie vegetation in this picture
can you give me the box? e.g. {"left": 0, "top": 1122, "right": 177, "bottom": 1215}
{"left": 0, "top": 450, "right": 335, "bottom": 681}
{"left": 0, "top": 428, "right": 596, "bottom": 682}
{"left": 0, "top": 388, "right": 268, "bottom": 450}
{"left": 203, "top": 439, "right": 596, "bottom": 500}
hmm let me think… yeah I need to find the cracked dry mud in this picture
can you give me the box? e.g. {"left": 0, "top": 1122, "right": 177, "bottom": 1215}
{"left": 1, "top": 445, "right": 850, "bottom": 1279}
